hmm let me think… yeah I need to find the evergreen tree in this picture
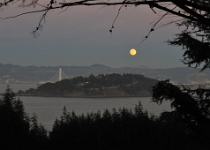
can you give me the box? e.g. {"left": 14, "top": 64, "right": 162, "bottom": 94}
{"left": 0, "top": 85, "right": 48, "bottom": 149}
{"left": 152, "top": 1, "right": 210, "bottom": 149}
{"left": 0, "top": 85, "right": 30, "bottom": 149}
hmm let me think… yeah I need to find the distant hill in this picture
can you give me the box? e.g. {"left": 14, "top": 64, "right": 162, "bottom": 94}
{"left": 0, "top": 63, "right": 209, "bottom": 84}
{"left": 17, "top": 73, "right": 158, "bottom": 97}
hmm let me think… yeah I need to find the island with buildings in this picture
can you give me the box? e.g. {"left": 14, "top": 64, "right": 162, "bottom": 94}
{"left": 17, "top": 73, "right": 158, "bottom": 97}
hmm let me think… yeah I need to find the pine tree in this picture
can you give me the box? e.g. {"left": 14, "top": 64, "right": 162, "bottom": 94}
{"left": 0, "top": 85, "right": 30, "bottom": 149}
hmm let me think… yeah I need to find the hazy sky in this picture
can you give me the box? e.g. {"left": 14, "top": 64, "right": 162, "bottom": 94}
{"left": 0, "top": 4, "right": 185, "bottom": 69}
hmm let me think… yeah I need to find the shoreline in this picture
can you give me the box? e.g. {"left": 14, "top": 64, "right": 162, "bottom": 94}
{"left": 16, "top": 94, "right": 152, "bottom": 98}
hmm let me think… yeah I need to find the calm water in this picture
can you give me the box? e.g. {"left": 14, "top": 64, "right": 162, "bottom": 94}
{"left": 0, "top": 84, "right": 172, "bottom": 131}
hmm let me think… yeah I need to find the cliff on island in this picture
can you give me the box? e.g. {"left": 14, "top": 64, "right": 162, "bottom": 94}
{"left": 17, "top": 73, "right": 158, "bottom": 97}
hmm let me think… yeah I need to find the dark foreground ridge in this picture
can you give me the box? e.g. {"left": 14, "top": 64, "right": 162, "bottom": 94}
{"left": 1, "top": 85, "right": 209, "bottom": 150}
{"left": 17, "top": 73, "right": 157, "bottom": 97}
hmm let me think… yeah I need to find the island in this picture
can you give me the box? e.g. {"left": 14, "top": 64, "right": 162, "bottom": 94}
{"left": 17, "top": 73, "right": 158, "bottom": 97}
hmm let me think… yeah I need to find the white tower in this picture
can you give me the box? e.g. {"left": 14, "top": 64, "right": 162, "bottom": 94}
{"left": 59, "top": 68, "right": 62, "bottom": 81}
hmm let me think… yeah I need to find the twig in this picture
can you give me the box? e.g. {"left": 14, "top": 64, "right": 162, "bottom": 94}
{"left": 137, "top": 6, "right": 177, "bottom": 45}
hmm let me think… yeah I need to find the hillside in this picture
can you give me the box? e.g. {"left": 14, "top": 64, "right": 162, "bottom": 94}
{"left": 1, "top": 63, "right": 210, "bottom": 84}
{"left": 18, "top": 73, "right": 158, "bottom": 97}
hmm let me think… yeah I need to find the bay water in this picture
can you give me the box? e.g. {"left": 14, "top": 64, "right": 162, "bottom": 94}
{"left": 0, "top": 84, "right": 172, "bottom": 131}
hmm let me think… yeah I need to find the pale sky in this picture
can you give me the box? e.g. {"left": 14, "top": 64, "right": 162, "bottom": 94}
{"left": 0, "top": 4, "right": 185, "bottom": 69}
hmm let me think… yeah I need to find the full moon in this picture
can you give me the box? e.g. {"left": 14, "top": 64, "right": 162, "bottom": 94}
{"left": 129, "top": 49, "right": 137, "bottom": 56}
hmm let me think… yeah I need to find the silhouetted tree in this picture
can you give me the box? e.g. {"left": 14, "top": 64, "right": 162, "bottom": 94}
{"left": 0, "top": 85, "right": 31, "bottom": 149}
{"left": 29, "top": 113, "right": 48, "bottom": 149}
{"left": 153, "top": 80, "right": 210, "bottom": 149}
{"left": 49, "top": 103, "right": 202, "bottom": 150}
{"left": 150, "top": 1, "right": 210, "bottom": 149}
{"left": 0, "top": 85, "right": 48, "bottom": 149}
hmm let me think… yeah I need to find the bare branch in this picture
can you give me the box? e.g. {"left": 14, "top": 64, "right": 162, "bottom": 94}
{"left": 137, "top": 6, "right": 177, "bottom": 45}
{"left": 0, "top": 0, "right": 209, "bottom": 37}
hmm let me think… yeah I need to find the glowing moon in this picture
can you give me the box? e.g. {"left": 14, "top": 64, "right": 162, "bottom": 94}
{"left": 129, "top": 49, "right": 137, "bottom": 56}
